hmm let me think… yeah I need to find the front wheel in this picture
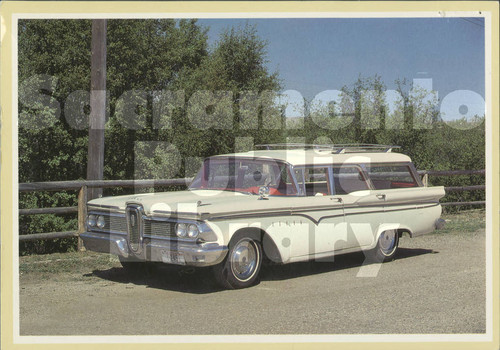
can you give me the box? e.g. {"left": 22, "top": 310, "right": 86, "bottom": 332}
{"left": 368, "top": 230, "right": 399, "bottom": 262}
{"left": 213, "top": 236, "right": 263, "bottom": 289}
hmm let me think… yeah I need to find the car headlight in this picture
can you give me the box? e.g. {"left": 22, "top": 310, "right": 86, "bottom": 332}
{"left": 87, "top": 214, "right": 97, "bottom": 227}
{"left": 96, "top": 215, "right": 106, "bottom": 229}
{"left": 176, "top": 223, "right": 187, "bottom": 238}
{"left": 187, "top": 224, "right": 199, "bottom": 238}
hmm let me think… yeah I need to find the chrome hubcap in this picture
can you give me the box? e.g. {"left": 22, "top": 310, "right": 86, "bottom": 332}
{"left": 230, "top": 239, "right": 259, "bottom": 282}
{"left": 379, "top": 230, "right": 396, "bottom": 254}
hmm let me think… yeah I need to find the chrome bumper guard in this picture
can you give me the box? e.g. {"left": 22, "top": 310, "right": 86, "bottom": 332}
{"left": 80, "top": 231, "right": 228, "bottom": 267}
{"left": 435, "top": 218, "right": 446, "bottom": 230}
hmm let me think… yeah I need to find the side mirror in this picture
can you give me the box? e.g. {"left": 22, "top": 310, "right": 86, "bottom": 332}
{"left": 258, "top": 186, "right": 270, "bottom": 200}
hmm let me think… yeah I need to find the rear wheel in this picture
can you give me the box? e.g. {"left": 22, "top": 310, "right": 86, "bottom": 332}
{"left": 368, "top": 230, "right": 399, "bottom": 262}
{"left": 213, "top": 235, "right": 263, "bottom": 289}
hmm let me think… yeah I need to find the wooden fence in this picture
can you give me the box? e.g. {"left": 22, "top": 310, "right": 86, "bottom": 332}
{"left": 18, "top": 169, "right": 485, "bottom": 242}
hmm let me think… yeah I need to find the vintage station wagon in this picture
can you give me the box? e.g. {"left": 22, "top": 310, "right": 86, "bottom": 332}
{"left": 81, "top": 144, "right": 445, "bottom": 289}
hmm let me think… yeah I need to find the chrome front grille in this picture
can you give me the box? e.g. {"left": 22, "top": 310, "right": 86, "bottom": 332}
{"left": 126, "top": 205, "right": 143, "bottom": 253}
{"left": 143, "top": 220, "right": 175, "bottom": 238}
{"left": 90, "top": 209, "right": 177, "bottom": 243}
{"left": 105, "top": 215, "right": 127, "bottom": 233}
{"left": 88, "top": 212, "right": 127, "bottom": 234}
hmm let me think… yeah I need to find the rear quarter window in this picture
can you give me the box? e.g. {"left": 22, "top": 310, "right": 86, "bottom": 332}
{"left": 365, "top": 164, "right": 419, "bottom": 189}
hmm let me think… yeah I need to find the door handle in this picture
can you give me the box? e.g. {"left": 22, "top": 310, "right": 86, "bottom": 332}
{"left": 376, "top": 194, "right": 386, "bottom": 200}
{"left": 330, "top": 197, "right": 343, "bottom": 203}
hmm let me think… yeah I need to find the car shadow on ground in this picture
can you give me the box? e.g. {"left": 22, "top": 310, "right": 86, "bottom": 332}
{"left": 88, "top": 264, "right": 221, "bottom": 294}
{"left": 261, "top": 247, "right": 437, "bottom": 281}
{"left": 88, "top": 247, "right": 436, "bottom": 294}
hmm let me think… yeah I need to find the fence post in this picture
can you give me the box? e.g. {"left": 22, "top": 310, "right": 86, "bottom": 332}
{"left": 77, "top": 185, "right": 88, "bottom": 251}
{"left": 422, "top": 173, "right": 429, "bottom": 187}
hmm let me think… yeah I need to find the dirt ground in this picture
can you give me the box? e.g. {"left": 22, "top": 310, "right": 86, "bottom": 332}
{"left": 18, "top": 210, "right": 487, "bottom": 335}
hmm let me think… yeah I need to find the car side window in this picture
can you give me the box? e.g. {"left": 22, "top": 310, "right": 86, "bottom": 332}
{"left": 271, "top": 165, "right": 298, "bottom": 196}
{"left": 332, "top": 166, "right": 370, "bottom": 194}
{"left": 303, "top": 167, "right": 330, "bottom": 196}
{"left": 365, "top": 164, "right": 419, "bottom": 189}
{"left": 292, "top": 168, "right": 305, "bottom": 196}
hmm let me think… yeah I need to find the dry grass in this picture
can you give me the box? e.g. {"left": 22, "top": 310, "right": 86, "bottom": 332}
{"left": 439, "top": 209, "right": 485, "bottom": 235}
{"left": 19, "top": 250, "right": 120, "bottom": 281}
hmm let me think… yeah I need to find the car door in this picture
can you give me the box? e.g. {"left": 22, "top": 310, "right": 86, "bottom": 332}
{"left": 287, "top": 166, "right": 346, "bottom": 260}
{"left": 332, "top": 165, "right": 382, "bottom": 250}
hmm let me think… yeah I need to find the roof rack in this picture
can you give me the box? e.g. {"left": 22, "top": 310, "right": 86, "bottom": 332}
{"left": 254, "top": 143, "right": 401, "bottom": 153}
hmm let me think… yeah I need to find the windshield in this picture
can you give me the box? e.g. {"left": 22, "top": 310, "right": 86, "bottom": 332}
{"left": 189, "top": 157, "right": 298, "bottom": 196}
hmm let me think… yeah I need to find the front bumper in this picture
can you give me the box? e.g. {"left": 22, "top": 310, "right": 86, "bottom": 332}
{"left": 80, "top": 231, "right": 228, "bottom": 267}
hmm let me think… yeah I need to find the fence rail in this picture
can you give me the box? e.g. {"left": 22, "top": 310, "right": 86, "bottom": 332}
{"left": 19, "top": 169, "right": 485, "bottom": 242}
{"left": 19, "top": 178, "right": 190, "bottom": 192}
{"left": 417, "top": 169, "right": 485, "bottom": 177}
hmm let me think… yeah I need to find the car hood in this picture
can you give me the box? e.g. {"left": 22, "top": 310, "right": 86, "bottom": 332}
{"left": 87, "top": 190, "right": 293, "bottom": 220}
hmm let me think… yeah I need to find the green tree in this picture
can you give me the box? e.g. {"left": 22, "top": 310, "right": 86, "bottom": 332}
{"left": 299, "top": 74, "right": 485, "bottom": 211}
{"left": 18, "top": 19, "right": 283, "bottom": 253}
{"left": 19, "top": 19, "right": 93, "bottom": 254}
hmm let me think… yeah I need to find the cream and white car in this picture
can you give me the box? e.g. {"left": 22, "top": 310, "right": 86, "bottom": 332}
{"left": 81, "top": 144, "right": 445, "bottom": 289}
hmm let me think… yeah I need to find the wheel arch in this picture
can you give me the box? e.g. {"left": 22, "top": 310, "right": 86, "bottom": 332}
{"left": 397, "top": 227, "right": 413, "bottom": 238}
{"left": 376, "top": 223, "right": 413, "bottom": 236}
{"left": 373, "top": 223, "right": 412, "bottom": 248}
{"left": 231, "top": 227, "right": 283, "bottom": 264}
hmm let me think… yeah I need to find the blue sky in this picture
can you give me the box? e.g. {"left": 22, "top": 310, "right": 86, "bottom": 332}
{"left": 197, "top": 17, "right": 485, "bottom": 120}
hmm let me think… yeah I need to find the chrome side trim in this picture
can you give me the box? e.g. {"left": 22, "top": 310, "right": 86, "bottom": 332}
{"left": 208, "top": 202, "right": 441, "bottom": 225}
{"left": 88, "top": 211, "right": 126, "bottom": 217}
{"left": 87, "top": 204, "right": 122, "bottom": 212}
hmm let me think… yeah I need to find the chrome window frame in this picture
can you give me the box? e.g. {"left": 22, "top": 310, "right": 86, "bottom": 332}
{"left": 290, "top": 166, "right": 305, "bottom": 196}
{"left": 291, "top": 165, "right": 334, "bottom": 196}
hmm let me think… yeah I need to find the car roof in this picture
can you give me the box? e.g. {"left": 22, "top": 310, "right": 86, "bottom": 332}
{"left": 211, "top": 149, "right": 412, "bottom": 166}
